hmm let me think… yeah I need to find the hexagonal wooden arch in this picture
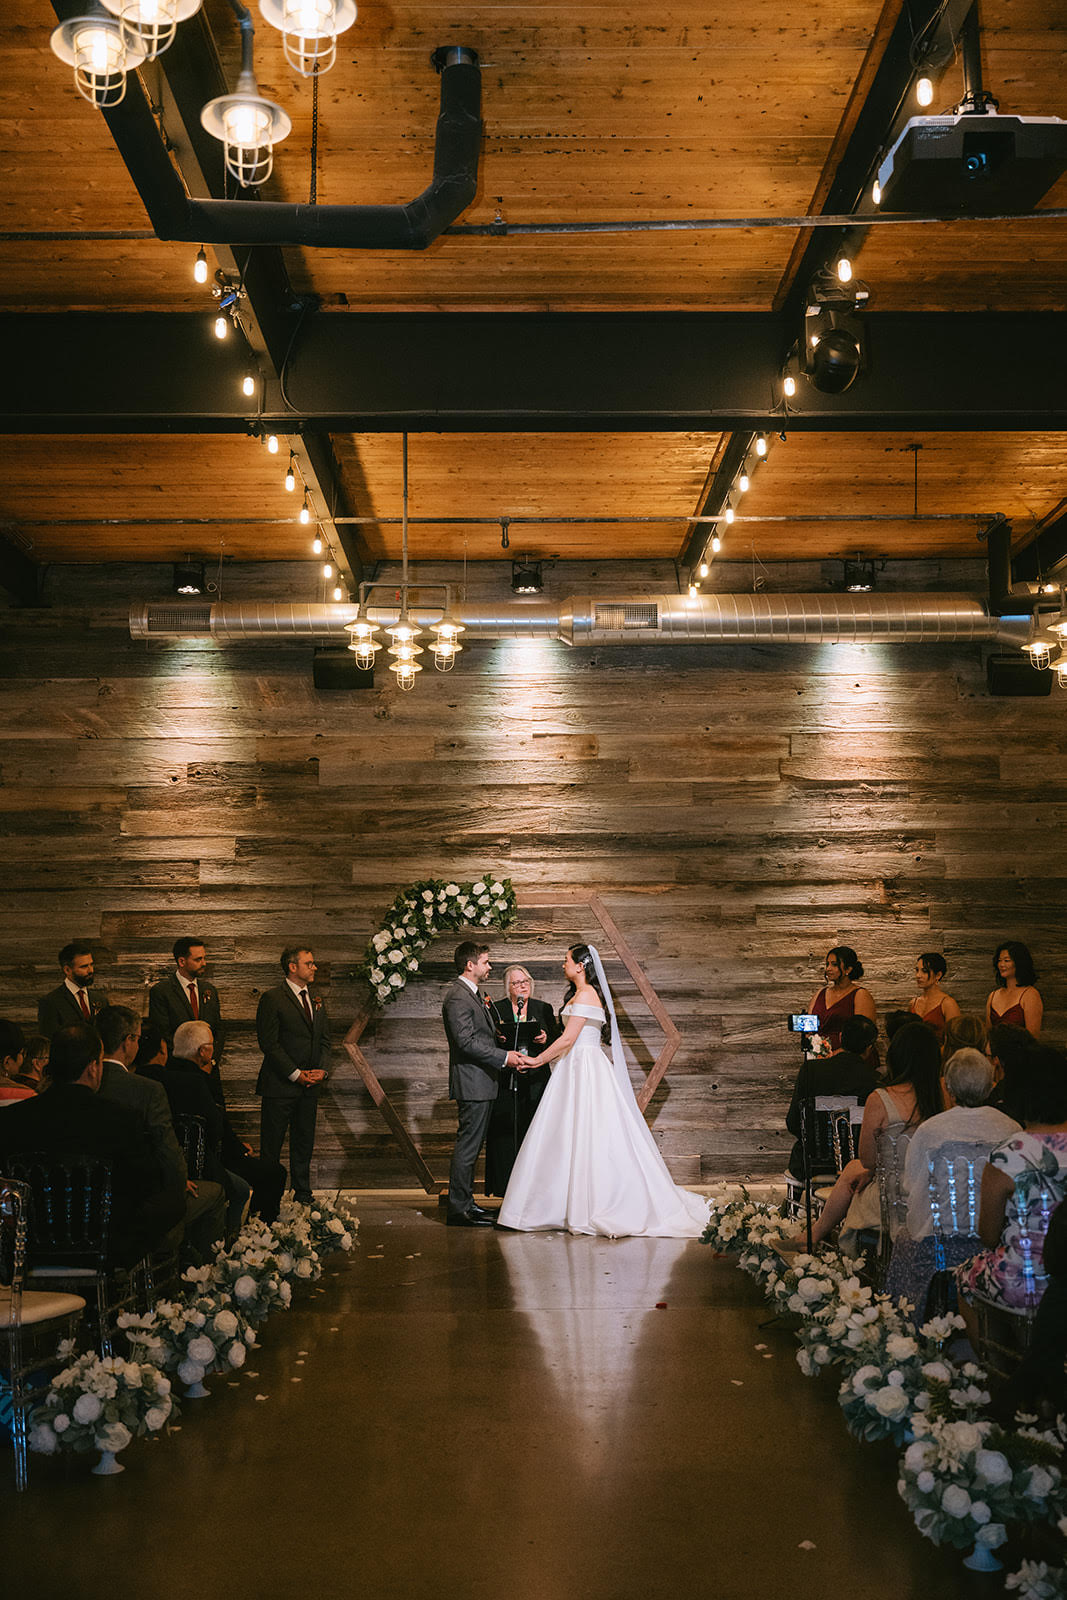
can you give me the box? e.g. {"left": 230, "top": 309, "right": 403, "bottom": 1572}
{"left": 341, "top": 890, "right": 682, "bottom": 1194}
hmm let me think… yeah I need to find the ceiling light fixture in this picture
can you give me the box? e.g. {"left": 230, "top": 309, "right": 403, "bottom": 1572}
{"left": 172, "top": 558, "right": 206, "bottom": 594}
{"left": 201, "top": 1, "right": 291, "bottom": 188}
{"left": 345, "top": 617, "right": 380, "bottom": 667}
{"left": 101, "top": 0, "right": 203, "bottom": 60}
{"left": 312, "top": 533, "right": 323, "bottom": 554}
{"left": 50, "top": 2, "right": 147, "bottom": 108}
{"left": 258, "top": 0, "right": 357, "bottom": 77}
{"left": 511, "top": 559, "right": 544, "bottom": 594}
{"left": 802, "top": 270, "right": 869, "bottom": 395}
{"left": 430, "top": 616, "right": 465, "bottom": 672}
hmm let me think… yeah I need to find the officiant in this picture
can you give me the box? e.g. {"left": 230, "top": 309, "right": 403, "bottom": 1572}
{"left": 484, "top": 967, "right": 561, "bottom": 1196}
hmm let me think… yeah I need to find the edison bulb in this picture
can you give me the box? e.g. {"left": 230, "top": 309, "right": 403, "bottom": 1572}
{"left": 783, "top": 374, "right": 797, "bottom": 397}
{"left": 214, "top": 314, "right": 228, "bottom": 340}
{"left": 916, "top": 76, "right": 934, "bottom": 107}
{"left": 312, "top": 535, "right": 323, "bottom": 554}
{"left": 332, "top": 585, "right": 343, "bottom": 602}
{"left": 738, "top": 473, "right": 749, "bottom": 493}
{"left": 711, "top": 535, "right": 721, "bottom": 553}
{"left": 300, "top": 502, "right": 310, "bottom": 525}
{"left": 194, "top": 247, "right": 208, "bottom": 284}
{"left": 242, "top": 374, "right": 255, "bottom": 397}
{"left": 836, "top": 256, "right": 853, "bottom": 285}
{"left": 699, "top": 562, "right": 709, "bottom": 578}
{"left": 724, "top": 507, "right": 735, "bottom": 525}
{"left": 872, "top": 179, "right": 881, "bottom": 206}
{"left": 755, "top": 434, "right": 767, "bottom": 457}
{"left": 323, "top": 562, "right": 333, "bottom": 579}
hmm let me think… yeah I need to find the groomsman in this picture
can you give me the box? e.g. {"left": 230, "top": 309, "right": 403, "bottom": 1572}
{"left": 256, "top": 946, "right": 330, "bottom": 1205}
{"left": 149, "top": 937, "right": 225, "bottom": 1062}
{"left": 37, "top": 941, "right": 100, "bottom": 1038}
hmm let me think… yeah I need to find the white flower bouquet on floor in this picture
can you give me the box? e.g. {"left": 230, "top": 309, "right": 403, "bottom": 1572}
{"left": 837, "top": 1316, "right": 989, "bottom": 1446}
{"left": 701, "top": 1192, "right": 778, "bottom": 1254}
{"left": 119, "top": 1294, "right": 256, "bottom": 1386}
{"left": 201, "top": 1238, "right": 292, "bottom": 1325}
{"left": 288, "top": 1192, "right": 359, "bottom": 1255}
{"left": 246, "top": 1211, "right": 322, "bottom": 1283}
{"left": 361, "top": 875, "right": 518, "bottom": 1006}
{"left": 29, "top": 1352, "right": 175, "bottom": 1459}
{"left": 1006, "top": 1553, "right": 1067, "bottom": 1599}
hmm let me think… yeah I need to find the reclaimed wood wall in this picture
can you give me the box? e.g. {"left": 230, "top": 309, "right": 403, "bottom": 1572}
{"left": 1, "top": 558, "right": 1064, "bottom": 1187}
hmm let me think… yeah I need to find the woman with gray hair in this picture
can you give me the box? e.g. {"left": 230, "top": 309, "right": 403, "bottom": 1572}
{"left": 885, "top": 1048, "right": 1020, "bottom": 1320}
{"left": 484, "top": 966, "right": 561, "bottom": 1196}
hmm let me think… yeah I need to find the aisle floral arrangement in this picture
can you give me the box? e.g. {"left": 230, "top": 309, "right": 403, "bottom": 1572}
{"left": 360, "top": 875, "right": 518, "bottom": 1007}
{"left": 28, "top": 1190, "right": 359, "bottom": 1474}
{"left": 701, "top": 1189, "right": 1067, "bottom": 1587}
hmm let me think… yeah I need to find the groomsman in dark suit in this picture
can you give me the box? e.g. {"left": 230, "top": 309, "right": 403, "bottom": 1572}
{"left": 148, "top": 936, "right": 225, "bottom": 1062}
{"left": 442, "top": 941, "right": 526, "bottom": 1226}
{"left": 256, "top": 946, "right": 331, "bottom": 1205}
{"left": 37, "top": 941, "right": 100, "bottom": 1038}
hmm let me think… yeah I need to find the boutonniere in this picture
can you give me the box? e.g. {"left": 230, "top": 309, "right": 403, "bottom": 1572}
{"left": 313, "top": 996, "right": 323, "bottom": 1010}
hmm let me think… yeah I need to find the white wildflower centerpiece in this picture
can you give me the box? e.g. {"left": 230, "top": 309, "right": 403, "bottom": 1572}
{"left": 278, "top": 1191, "right": 358, "bottom": 1256}
{"left": 246, "top": 1211, "right": 321, "bottom": 1284}
{"left": 701, "top": 1190, "right": 779, "bottom": 1255}
{"left": 29, "top": 1352, "right": 176, "bottom": 1474}
{"left": 205, "top": 1236, "right": 292, "bottom": 1325}
{"left": 119, "top": 1293, "right": 255, "bottom": 1398}
{"left": 360, "top": 875, "right": 518, "bottom": 1007}
{"left": 837, "top": 1316, "right": 989, "bottom": 1447}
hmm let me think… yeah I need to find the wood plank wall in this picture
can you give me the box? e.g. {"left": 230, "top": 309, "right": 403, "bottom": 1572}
{"left": 1, "top": 558, "right": 1064, "bottom": 1188}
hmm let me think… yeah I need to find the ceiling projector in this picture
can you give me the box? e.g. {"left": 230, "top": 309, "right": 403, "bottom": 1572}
{"left": 875, "top": 112, "right": 1067, "bottom": 213}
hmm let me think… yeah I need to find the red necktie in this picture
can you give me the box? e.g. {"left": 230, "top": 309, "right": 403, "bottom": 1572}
{"left": 188, "top": 981, "right": 199, "bottom": 1019}
{"left": 301, "top": 990, "right": 314, "bottom": 1025}
{"left": 78, "top": 989, "right": 91, "bottom": 1020}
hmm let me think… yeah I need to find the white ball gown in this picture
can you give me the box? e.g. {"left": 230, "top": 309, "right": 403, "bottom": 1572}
{"left": 496, "top": 1002, "right": 711, "bottom": 1237}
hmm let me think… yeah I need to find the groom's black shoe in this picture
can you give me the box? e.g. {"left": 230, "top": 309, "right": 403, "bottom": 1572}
{"left": 468, "top": 1204, "right": 498, "bottom": 1222}
{"left": 446, "top": 1208, "right": 494, "bottom": 1227}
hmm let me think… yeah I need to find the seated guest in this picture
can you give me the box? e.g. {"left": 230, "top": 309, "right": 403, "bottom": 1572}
{"left": 0, "top": 1025, "right": 184, "bottom": 1266}
{"left": 0, "top": 1020, "right": 35, "bottom": 1105}
{"left": 12, "top": 1033, "right": 49, "bottom": 1093}
{"left": 172, "top": 1021, "right": 285, "bottom": 1227}
{"left": 986, "top": 1023, "right": 1035, "bottom": 1125}
{"left": 784, "top": 1015, "right": 879, "bottom": 1180}
{"left": 884, "top": 1009, "right": 913, "bottom": 1046}
{"left": 885, "top": 1049, "right": 1020, "bottom": 1321}
{"left": 780, "top": 1022, "right": 944, "bottom": 1251}
{"left": 908, "top": 953, "right": 961, "bottom": 1041}
{"left": 941, "top": 1012, "right": 987, "bottom": 1065}
{"left": 134, "top": 1022, "right": 170, "bottom": 1075}
{"left": 96, "top": 1004, "right": 224, "bottom": 1265}
{"left": 957, "top": 1046, "right": 1067, "bottom": 1338}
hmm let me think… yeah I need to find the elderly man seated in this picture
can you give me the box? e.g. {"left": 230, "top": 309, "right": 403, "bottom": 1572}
{"left": 885, "top": 1048, "right": 1020, "bottom": 1322}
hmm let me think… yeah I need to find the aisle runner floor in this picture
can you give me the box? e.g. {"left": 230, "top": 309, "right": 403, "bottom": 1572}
{"left": 7, "top": 1193, "right": 983, "bottom": 1600}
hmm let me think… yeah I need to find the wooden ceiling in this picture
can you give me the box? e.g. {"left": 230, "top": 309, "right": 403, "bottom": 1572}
{"left": 1, "top": 0, "right": 1066, "bottom": 572}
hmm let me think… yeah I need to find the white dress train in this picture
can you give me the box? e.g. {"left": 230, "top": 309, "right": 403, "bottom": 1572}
{"left": 496, "top": 1003, "right": 710, "bottom": 1238}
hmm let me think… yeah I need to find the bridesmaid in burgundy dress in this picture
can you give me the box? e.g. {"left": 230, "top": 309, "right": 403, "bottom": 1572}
{"left": 908, "top": 952, "right": 961, "bottom": 1042}
{"left": 808, "top": 946, "right": 877, "bottom": 1048}
{"left": 986, "top": 941, "right": 1043, "bottom": 1037}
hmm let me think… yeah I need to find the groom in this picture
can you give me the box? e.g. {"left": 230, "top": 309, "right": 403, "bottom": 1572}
{"left": 442, "top": 941, "right": 526, "bottom": 1227}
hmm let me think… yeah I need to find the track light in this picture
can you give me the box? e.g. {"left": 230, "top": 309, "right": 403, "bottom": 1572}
{"left": 50, "top": 2, "right": 146, "bottom": 108}
{"left": 511, "top": 559, "right": 544, "bottom": 595}
{"left": 213, "top": 314, "right": 229, "bottom": 340}
{"left": 916, "top": 75, "right": 934, "bottom": 107}
{"left": 194, "top": 246, "right": 208, "bottom": 284}
{"left": 755, "top": 435, "right": 767, "bottom": 458}
{"left": 258, "top": 0, "right": 357, "bottom": 78}
{"left": 285, "top": 454, "right": 296, "bottom": 492}
{"left": 172, "top": 559, "right": 205, "bottom": 595}
{"left": 266, "top": 433, "right": 279, "bottom": 454}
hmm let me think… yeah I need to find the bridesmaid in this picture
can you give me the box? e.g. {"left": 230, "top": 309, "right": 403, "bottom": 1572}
{"left": 986, "top": 941, "right": 1043, "bottom": 1037}
{"left": 908, "top": 953, "right": 961, "bottom": 1041}
{"left": 808, "top": 946, "right": 877, "bottom": 1048}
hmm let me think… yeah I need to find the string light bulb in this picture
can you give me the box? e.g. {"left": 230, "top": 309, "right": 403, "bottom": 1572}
{"left": 323, "top": 561, "right": 333, "bottom": 580}
{"left": 783, "top": 373, "right": 797, "bottom": 398}
{"left": 266, "top": 433, "right": 279, "bottom": 454}
{"left": 285, "top": 454, "right": 296, "bottom": 492}
{"left": 699, "top": 561, "right": 709, "bottom": 578}
{"left": 332, "top": 584, "right": 343, "bottom": 602}
{"left": 755, "top": 434, "right": 768, "bottom": 458}
{"left": 916, "top": 75, "right": 934, "bottom": 107}
{"left": 242, "top": 373, "right": 256, "bottom": 397}
{"left": 738, "top": 473, "right": 750, "bottom": 493}
{"left": 687, "top": 583, "right": 698, "bottom": 598}
{"left": 836, "top": 255, "right": 853, "bottom": 284}
{"left": 871, "top": 179, "right": 882, "bottom": 206}
{"left": 312, "top": 534, "right": 323, "bottom": 554}
{"left": 193, "top": 246, "right": 208, "bottom": 284}
{"left": 724, "top": 506, "right": 735, "bottom": 525}
{"left": 711, "top": 535, "right": 721, "bottom": 553}
{"left": 213, "top": 314, "right": 228, "bottom": 340}
{"left": 300, "top": 493, "right": 311, "bottom": 525}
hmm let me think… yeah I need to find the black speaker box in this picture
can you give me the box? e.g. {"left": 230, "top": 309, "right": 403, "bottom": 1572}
{"left": 986, "top": 653, "right": 1052, "bottom": 697}
{"left": 312, "top": 649, "right": 375, "bottom": 690}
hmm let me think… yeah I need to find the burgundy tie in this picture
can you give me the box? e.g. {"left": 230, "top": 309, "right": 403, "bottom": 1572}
{"left": 301, "top": 990, "right": 313, "bottom": 1025}
{"left": 78, "top": 989, "right": 91, "bottom": 1020}
{"left": 188, "top": 980, "right": 199, "bottom": 1019}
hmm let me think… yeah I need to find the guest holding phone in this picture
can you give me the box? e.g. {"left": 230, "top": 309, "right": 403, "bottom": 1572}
{"left": 808, "top": 946, "right": 877, "bottom": 1050}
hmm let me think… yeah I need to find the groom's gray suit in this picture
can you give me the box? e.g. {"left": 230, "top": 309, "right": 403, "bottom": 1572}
{"left": 442, "top": 976, "right": 509, "bottom": 1216}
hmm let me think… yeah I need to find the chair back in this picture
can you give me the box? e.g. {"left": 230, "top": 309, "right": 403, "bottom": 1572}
{"left": 0, "top": 1177, "right": 30, "bottom": 1297}
{"left": 175, "top": 1113, "right": 206, "bottom": 1180}
{"left": 799, "top": 1096, "right": 862, "bottom": 1179}
{"left": 927, "top": 1141, "right": 984, "bottom": 1273}
{"left": 875, "top": 1127, "right": 912, "bottom": 1279}
{"left": 2, "top": 1155, "right": 112, "bottom": 1269}
{"left": 1014, "top": 1169, "right": 1059, "bottom": 1311}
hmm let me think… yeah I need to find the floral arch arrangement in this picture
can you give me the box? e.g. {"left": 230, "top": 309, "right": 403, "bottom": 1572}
{"left": 360, "top": 875, "right": 518, "bottom": 1007}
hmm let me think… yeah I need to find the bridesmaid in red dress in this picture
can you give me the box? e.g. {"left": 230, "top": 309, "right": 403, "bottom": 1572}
{"left": 908, "top": 952, "right": 961, "bottom": 1041}
{"left": 808, "top": 946, "right": 877, "bottom": 1048}
{"left": 986, "top": 941, "right": 1043, "bottom": 1037}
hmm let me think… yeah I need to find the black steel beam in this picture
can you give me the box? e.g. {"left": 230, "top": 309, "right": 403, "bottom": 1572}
{"left": 681, "top": 432, "right": 755, "bottom": 573}
{"left": 1013, "top": 507, "right": 1067, "bottom": 582}
{"left": 4, "top": 310, "right": 1067, "bottom": 433}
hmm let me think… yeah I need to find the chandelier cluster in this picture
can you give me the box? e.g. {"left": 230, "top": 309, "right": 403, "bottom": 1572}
{"left": 1025, "top": 586, "right": 1067, "bottom": 686}
{"left": 345, "top": 585, "right": 465, "bottom": 691}
{"left": 50, "top": 0, "right": 355, "bottom": 186}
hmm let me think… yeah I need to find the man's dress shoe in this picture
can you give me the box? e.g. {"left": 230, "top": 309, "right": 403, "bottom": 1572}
{"left": 446, "top": 1209, "right": 495, "bottom": 1227}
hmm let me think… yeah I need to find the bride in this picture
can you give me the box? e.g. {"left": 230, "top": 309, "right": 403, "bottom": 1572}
{"left": 496, "top": 943, "right": 710, "bottom": 1238}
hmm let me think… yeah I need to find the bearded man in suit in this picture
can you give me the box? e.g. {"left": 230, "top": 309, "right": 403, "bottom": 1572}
{"left": 37, "top": 941, "right": 100, "bottom": 1038}
{"left": 442, "top": 941, "right": 526, "bottom": 1227}
{"left": 256, "top": 946, "right": 330, "bottom": 1206}
{"left": 148, "top": 936, "right": 225, "bottom": 1063}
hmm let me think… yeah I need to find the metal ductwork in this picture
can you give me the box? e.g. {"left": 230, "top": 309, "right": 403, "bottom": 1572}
{"left": 130, "top": 594, "right": 1032, "bottom": 648}
{"left": 104, "top": 46, "right": 481, "bottom": 251}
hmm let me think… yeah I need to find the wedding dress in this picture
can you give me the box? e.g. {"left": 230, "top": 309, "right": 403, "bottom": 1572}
{"left": 496, "top": 1000, "right": 711, "bottom": 1238}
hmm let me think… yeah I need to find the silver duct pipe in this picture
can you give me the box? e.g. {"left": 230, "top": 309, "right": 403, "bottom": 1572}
{"left": 130, "top": 594, "right": 1031, "bottom": 648}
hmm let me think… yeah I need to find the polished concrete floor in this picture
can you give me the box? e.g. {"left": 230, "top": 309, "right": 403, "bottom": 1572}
{"left": 6, "top": 1194, "right": 994, "bottom": 1600}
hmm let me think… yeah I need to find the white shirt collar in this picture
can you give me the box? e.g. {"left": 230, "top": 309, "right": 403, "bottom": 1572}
{"left": 176, "top": 970, "right": 197, "bottom": 990}
{"left": 64, "top": 977, "right": 89, "bottom": 998}
{"left": 459, "top": 975, "right": 479, "bottom": 995}
{"left": 286, "top": 978, "right": 310, "bottom": 1000}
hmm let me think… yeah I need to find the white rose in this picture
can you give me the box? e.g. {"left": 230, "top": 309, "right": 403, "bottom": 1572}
{"left": 295, "top": 1258, "right": 313, "bottom": 1278}
{"left": 916, "top": 1471, "right": 935, "bottom": 1493}
{"left": 279, "top": 1282, "right": 292, "bottom": 1304}
{"left": 472, "top": 882, "right": 486, "bottom": 894}
{"left": 797, "top": 1349, "right": 816, "bottom": 1377}
{"left": 872, "top": 1386, "right": 910, "bottom": 1420}
{"left": 227, "top": 1340, "right": 247, "bottom": 1368}
{"left": 969, "top": 1500, "right": 991, "bottom": 1525}
{"left": 446, "top": 884, "right": 459, "bottom": 896}
{"left": 887, "top": 1334, "right": 918, "bottom": 1361}
{"left": 372, "top": 931, "right": 390, "bottom": 950}
{"left": 177, "top": 1359, "right": 206, "bottom": 1385}
{"left": 72, "top": 1393, "right": 103, "bottom": 1425}
{"left": 797, "top": 1277, "right": 827, "bottom": 1302}
{"left": 369, "top": 968, "right": 384, "bottom": 983}
{"left": 376, "top": 986, "right": 392, "bottom": 1002}
{"left": 96, "top": 1422, "right": 132, "bottom": 1454}
{"left": 275, "top": 1251, "right": 295, "bottom": 1274}
{"left": 948, "top": 1421, "right": 984, "bottom": 1455}
{"left": 787, "top": 1293, "right": 805, "bottom": 1313}
{"left": 408, "top": 958, "right": 418, "bottom": 971}
{"left": 921, "top": 1361, "right": 952, "bottom": 1384}
{"left": 213, "top": 1310, "right": 239, "bottom": 1338}
{"left": 389, "top": 973, "right": 403, "bottom": 988}
{"left": 478, "top": 894, "right": 491, "bottom": 906}
{"left": 941, "top": 1485, "right": 972, "bottom": 1519}
{"left": 904, "top": 1441, "right": 934, "bottom": 1472}
{"left": 490, "top": 882, "right": 503, "bottom": 894}
{"left": 422, "top": 890, "right": 434, "bottom": 901}
{"left": 975, "top": 1524, "right": 1006, "bottom": 1549}
{"left": 187, "top": 1336, "right": 216, "bottom": 1365}
{"left": 145, "top": 1406, "right": 170, "bottom": 1432}
{"left": 1026, "top": 1467, "right": 1055, "bottom": 1500}
{"left": 852, "top": 1365, "right": 882, "bottom": 1396}
{"left": 52, "top": 1413, "right": 71, "bottom": 1434}
{"left": 29, "top": 1422, "right": 58, "bottom": 1455}
{"left": 480, "top": 915, "right": 491, "bottom": 925}
{"left": 244, "top": 1328, "right": 256, "bottom": 1345}
{"left": 387, "top": 949, "right": 404, "bottom": 964}
{"left": 233, "top": 1275, "right": 257, "bottom": 1301}
{"left": 327, "top": 1218, "right": 344, "bottom": 1234}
